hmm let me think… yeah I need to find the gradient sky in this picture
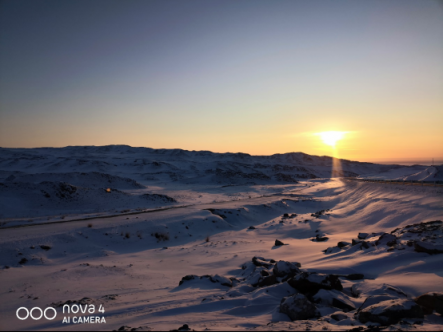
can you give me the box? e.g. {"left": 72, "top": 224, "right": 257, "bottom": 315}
{"left": 1, "top": 0, "right": 442, "bottom": 162}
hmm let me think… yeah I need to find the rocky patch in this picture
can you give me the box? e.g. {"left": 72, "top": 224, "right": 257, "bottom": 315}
{"left": 357, "top": 298, "right": 424, "bottom": 325}
{"left": 273, "top": 260, "right": 301, "bottom": 278}
{"left": 415, "top": 292, "right": 443, "bottom": 315}
{"left": 176, "top": 255, "right": 440, "bottom": 327}
{"left": 280, "top": 293, "right": 320, "bottom": 320}
{"left": 178, "top": 274, "right": 235, "bottom": 288}
{"left": 323, "top": 220, "right": 443, "bottom": 255}
{"left": 311, "top": 209, "right": 330, "bottom": 218}
{"left": 287, "top": 272, "right": 343, "bottom": 296}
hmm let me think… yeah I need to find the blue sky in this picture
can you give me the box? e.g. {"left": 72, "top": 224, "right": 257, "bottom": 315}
{"left": 1, "top": 0, "right": 442, "bottom": 161}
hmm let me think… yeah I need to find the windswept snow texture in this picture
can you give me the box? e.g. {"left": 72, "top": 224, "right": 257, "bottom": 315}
{"left": 0, "top": 146, "right": 443, "bottom": 331}
{"left": 0, "top": 145, "right": 440, "bottom": 220}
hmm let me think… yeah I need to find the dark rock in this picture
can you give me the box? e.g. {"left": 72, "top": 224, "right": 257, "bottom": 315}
{"left": 358, "top": 233, "right": 369, "bottom": 240}
{"left": 274, "top": 239, "right": 285, "bottom": 246}
{"left": 18, "top": 258, "right": 28, "bottom": 265}
{"left": 260, "top": 270, "right": 270, "bottom": 277}
{"left": 179, "top": 275, "right": 198, "bottom": 286}
{"left": 178, "top": 274, "right": 233, "bottom": 287}
{"left": 252, "top": 256, "right": 275, "bottom": 268}
{"left": 280, "top": 293, "right": 320, "bottom": 320}
{"left": 206, "top": 275, "right": 233, "bottom": 287}
{"left": 415, "top": 292, "right": 443, "bottom": 315}
{"left": 352, "top": 239, "right": 361, "bottom": 246}
{"left": 311, "top": 235, "right": 329, "bottom": 242}
{"left": 177, "top": 324, "right": 190, "bottom": 331}
{"left": 258, "top": 275, "right": 278, "bottom": 287}
{"left": 30, "top": 246, "right": 35, "bottom": 249}
{"left": 248, "top": 226, "right": 256, "bottom": 230}
{"left": 273, "top": 260, "right": 301, "bottom": 278}
{"left": 40, "top": 245, "right": 52, "bottom": 251}
{"left": 337, "top": 241, "right": 351, "bottom": 248}
{"left": 288, "top": 272, "right": 343, "bottom": 297}
{"left": 361, "top": 241, "right": 370, "bottom": 249}
{"left": 375, "top": 233, "right": 397, "bottom": 247}
{"left": 358, "top": 298, "right": 424, "bottom": 325}
{"left": 414, "top": 241, "right": 443, "bottom": 255}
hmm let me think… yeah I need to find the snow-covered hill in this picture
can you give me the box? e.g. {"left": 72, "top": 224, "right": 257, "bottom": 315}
{"left": 0, "top": 145, "right": 439, "bottom": 220}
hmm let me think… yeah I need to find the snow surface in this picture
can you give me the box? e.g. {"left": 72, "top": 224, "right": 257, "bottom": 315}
{"left": 0, "top": 146, "right": 442, "bottom": 331}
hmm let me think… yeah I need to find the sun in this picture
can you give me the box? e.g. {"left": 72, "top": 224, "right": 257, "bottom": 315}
{"left": 319, "top": 131, "right": 346, "bottom": 147}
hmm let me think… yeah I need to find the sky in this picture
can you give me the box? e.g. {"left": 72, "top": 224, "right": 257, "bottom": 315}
{"left": 0, "top": 0, "right": 442, "bottom": 162}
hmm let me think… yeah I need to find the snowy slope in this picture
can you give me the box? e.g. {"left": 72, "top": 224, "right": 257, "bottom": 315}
{"left": 0, "top": 179, "right": 442, "bottom": 331}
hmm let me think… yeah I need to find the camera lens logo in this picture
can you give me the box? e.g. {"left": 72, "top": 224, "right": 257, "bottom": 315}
{"left": 16, "top": 307, "right": 57, "bottom": 320}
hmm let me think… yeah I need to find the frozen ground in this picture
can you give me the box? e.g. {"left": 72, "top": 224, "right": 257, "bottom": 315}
{"left": 0, "top": 146, "right": 442, "bottom": 331}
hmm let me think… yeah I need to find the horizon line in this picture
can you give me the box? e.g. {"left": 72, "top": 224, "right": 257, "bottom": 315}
{"left": 1, "top": 144, "right": 442, "bottom": 166}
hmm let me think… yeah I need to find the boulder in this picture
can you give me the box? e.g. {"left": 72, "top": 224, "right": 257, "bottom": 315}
{"left": 311, "top": 235, "right": 329, "bottom": 242}
{"left": 208, "top": 274, "right": 233, "bottom": 287}
{"left": 358, "top": 233, "right": 369, "bottom": 239}
{"left": 179, "top": 275, "right": 198, "bottom": 286}
{"left": 280, "top": 293, "right": 320, "bottom": 320}
{"left": 273, "top": 260, "right": 301, "bottom": 278}
{"left": 415, "top": 292, "right": 443, "bottom": 315}
{"left": 360, "top": 241, "right": 371, "bottom": 249}
{"left": 357, "top": 294, "right": 402, "bottom": 313}
{"left": 312, "top": 289, "right": 356, "bottom": 312}
{"left": 242, "top": 265, "right": 271, "bottom": 286}
{"left": 375, "top": 233, "right": 397, "bottom": 247}
{"left": 257, "top": 275, "right": 279, "bottom": 287}
{"left": 40, "top": 245, "right": 52, "bottom": 251}
{"left": 252, "top": 256, "right": 275, "bottom": 268}
{"left": 352, "top": 284, "right": 407, "bottom": 300}
{"left": 414, "top": 242, "right": 443, "bottom": 255}
{"left": 287, "top": 272, "right": 343, "bottom": 296}
{"left": 358, "top": 298, "right": 424, "bottom": 325}
{"left": 274, "top": 239, "right": 285, "bottom": 246}
{"left": 337, "top": 241, "right": 351, "bottom": 248}
{"left": 323, "top": 246, "right": 341, "bottom": 254}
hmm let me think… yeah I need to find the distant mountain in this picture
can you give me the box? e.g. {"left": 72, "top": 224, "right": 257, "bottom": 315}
{"left": 0, "top": 145, "right": 428, "bottom": 183}
{"left": 0, "top": 145, "right": 435, "bottom": 219}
